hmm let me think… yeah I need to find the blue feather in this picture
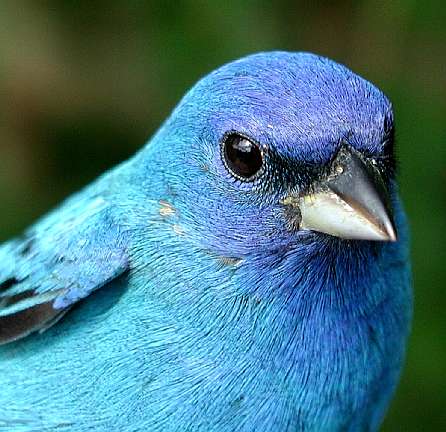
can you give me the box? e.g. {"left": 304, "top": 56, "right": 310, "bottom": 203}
{"left": 0, "top": 173, "right": 129, "bottom": 343}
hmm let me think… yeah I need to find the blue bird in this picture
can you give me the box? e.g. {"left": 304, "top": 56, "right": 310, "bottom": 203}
{"left": 0, "top": 52, "right": 412, "bottom": 431}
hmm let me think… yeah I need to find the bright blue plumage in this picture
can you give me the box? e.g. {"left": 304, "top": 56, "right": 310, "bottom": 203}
{"left": 0, "top": 52, "right": 412, "bottom": 431}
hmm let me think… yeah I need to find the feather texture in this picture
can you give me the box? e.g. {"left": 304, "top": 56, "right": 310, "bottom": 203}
{"left": 0, "top": 184, "right": 129, "bottom": 344}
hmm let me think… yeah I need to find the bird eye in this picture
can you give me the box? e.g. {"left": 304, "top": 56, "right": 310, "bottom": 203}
{"left": 222, "top": 134, "right": 264, "bottom": 181}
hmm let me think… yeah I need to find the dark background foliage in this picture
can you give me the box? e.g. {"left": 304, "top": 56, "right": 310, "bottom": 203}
{"left": 0, "top": 2, "right": 444, "bottom": 429}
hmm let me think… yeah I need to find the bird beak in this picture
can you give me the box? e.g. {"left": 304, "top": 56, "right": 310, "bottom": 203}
{"left": 282, "top": 146, "right": 397, "bottom": 241}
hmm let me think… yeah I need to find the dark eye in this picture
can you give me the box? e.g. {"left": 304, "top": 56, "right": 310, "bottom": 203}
{"left": 222, "top": 134, "right": 264, "bottom": 181}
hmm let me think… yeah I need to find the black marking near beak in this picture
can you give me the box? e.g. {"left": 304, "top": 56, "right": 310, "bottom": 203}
{"left": 282, "top": 146, "right": 397, "bottom": 241}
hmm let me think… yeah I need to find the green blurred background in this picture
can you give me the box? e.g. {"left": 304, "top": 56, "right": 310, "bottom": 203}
{"left": 0, "top": 1, "right": 444, "bottom": 429}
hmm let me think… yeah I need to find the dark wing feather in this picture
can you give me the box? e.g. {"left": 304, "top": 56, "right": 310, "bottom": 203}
{"left": 0, "top": 192, "right": 129, "bottom": 345}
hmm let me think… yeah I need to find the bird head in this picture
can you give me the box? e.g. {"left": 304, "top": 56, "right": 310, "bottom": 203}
{"left": 145, "top": 52, "right": 399, "bottom": 259}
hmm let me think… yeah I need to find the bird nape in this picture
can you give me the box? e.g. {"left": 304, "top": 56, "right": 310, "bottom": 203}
{"left": 0, "top": 51, "right": 412, "bottom": 432}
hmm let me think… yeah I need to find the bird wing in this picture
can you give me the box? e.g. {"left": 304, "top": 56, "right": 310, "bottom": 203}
{"left": 0, "top": 191, "right": 129, "bottom": 345}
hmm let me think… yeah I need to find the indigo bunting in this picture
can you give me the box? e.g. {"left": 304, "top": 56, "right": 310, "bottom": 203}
{"left": 0, "top": 52, "right": 412, "bottom": 431}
